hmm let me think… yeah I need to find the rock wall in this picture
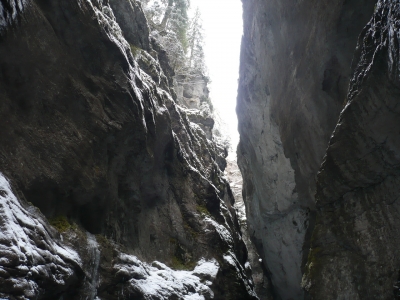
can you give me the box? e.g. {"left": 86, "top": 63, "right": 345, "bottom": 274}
{"left": 303, "top": 1, "right": 400, "bottom": 298}
{"left": 0, "top": 0, "right": 256, "bottom": 299}
{"left": 237, "top": 0, "right": 376, "bottom": 298}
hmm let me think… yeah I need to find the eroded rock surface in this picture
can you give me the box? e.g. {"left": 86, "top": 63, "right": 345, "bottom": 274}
{"left": 0, "top": 0, "right": 256, "bottom": 298}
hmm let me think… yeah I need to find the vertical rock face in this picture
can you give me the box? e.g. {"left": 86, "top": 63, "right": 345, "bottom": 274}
{"left": 237, "top": 0, "right": 375, "bottom": 298}
{"left": 226, "top": 159, "right": 274, "bottom": 299}
{"left": 304, "top": 1, "right": 400, "bottom": 298}
{"left": 0, "top": 0, "right": 257, "bottom": 298}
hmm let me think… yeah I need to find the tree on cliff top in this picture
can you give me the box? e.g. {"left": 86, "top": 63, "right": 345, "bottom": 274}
{"left": 141, "top": 0, "right": 206, "bottom": 77}
{"left": 142, "top": 0, "right": 189, "bottom": 49}
{"left": 187, "top": 7, "right": 206, "bottom": 75}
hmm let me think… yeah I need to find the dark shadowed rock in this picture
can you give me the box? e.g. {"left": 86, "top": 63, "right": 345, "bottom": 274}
{"left": 0, "top": 0, "right": 257, "bottom": 298}
{"left": 108, "top": 0, "right": 150, "bottom": 50}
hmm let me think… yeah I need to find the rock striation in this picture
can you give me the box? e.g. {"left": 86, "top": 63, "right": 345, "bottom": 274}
{"left": 0, "top": 0, "right": 256, "bottom": 299}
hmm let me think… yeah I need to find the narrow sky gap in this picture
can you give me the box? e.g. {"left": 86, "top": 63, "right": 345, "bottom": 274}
{"left": 189, "top": 0, "right": 243, "bottom": 156}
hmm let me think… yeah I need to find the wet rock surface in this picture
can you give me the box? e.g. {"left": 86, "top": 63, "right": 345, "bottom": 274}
{"left": 0, "top": 0, "right": 257, "bottom": 298}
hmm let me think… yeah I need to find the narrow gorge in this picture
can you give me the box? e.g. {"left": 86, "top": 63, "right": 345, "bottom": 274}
{"left": 0, "top": 0, "right": 400, "bottom": 299}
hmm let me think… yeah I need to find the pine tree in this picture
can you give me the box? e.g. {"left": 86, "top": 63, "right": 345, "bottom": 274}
{"left": 142, "top": 0, "right": 190, "bottom": 74}
{"left": 141, "top": 0, "right": 207, "bottom": 78}
{"left": 187, "top": 7, "right": 205, "bottom": 75}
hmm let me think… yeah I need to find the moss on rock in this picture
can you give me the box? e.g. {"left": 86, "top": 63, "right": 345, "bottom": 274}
{"left": 49, "top": 215, "right": 71, "bottom": 233}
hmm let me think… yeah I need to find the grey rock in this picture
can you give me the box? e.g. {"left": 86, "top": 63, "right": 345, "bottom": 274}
{"left": 237, "top": 0, "right": 375, "bottom": 298}
{"left": 175, "top": 74, "right": 210, "bottom": 110}
{"left": 303, "top": 1, "right": 400, "bottom": 298}
{"left": 185, "top": 107, "right": 215, "bottom": 140}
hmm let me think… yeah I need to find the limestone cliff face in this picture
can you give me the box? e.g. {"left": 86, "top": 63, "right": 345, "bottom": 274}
{"left": 0, "top": 0, "right": 256, "bottom": 299}
{"left": 304, "top": 1, "right": 400, "bottom": 298}
{"left": 237, "top": 0, "right": 376, "bottom": 298}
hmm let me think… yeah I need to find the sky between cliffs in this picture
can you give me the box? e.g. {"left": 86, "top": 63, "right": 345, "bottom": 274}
{"left": 189, "top": 0, "right": 243, "bottom": 156}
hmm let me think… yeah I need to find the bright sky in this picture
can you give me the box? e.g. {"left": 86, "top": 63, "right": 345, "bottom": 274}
{"left": 189, "top": 0, "right": 243, "bottom": 156}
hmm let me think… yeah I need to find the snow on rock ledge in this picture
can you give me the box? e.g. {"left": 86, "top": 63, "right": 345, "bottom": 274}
{"left": 0, "top": 174, "right": 81, "bottom": 299}
{"left": 113, "top": 254, "right": 219, "bottom": 299}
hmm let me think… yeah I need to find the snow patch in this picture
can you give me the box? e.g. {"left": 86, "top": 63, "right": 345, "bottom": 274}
{"left": 0, "top": 173, "right": 80, "bottom": 298}
{"left": 204, "top": 216, "right": 234, "bottom": 246}
{"left": 114, "top": 254, "right": 220, "bottom": 299}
